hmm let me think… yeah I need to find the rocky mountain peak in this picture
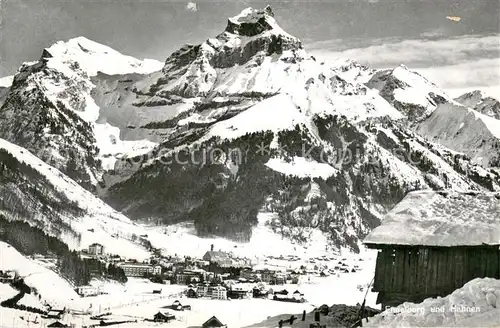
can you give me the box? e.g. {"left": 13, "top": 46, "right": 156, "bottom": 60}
{"left": 367, "top": 64, "right": 450, "bottom": 121}
{"left": 145, "top": 6, "right": 303, "bottom": 98}
{"left": 39, "top": 36, "right": 163, "bottom": 77}
{"left": 455, "top": 90, "right": 500, "bottom": 120}
{"left": 225, "top": 6, "right": 278, "bottom": 37}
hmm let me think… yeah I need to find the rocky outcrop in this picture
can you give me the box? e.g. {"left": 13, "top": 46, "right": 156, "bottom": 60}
{"left": 0, "top": 61, "right": 100, "bottom": 190}
{"left": 366, "top": 65, "right": 451, "bottom": 122}
{"left": 455, "top": 90, "right": 500, "bottom": 120}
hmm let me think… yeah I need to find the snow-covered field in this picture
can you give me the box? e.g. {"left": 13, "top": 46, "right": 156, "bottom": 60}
{"left": 0, "top": 284, "right": 45, "bottom": 310}
{"left": 0, "top": 242, "right": 79, "bottom": 306}
{"left": 366, "top": 278, "right": 500, "bottom": 327}
{"left": 71, "top": 268, "right": 376, "bottom": 328}
{"left": 2, "top": 224, "right": 500, "bottom": 328}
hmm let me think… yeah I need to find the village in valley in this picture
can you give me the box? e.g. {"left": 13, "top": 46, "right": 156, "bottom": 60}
{"left": 0, "top": 235, "right": 373, "bottom": 328}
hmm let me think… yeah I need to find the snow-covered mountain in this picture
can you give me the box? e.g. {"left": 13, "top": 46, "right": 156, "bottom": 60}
{"left": 455, "top": 90, "right": 500, "bottom": 120}
{"left": 0, "top": 137, "right": 151, "bottom": 259}
{"left": 101, "top": 7, "right": 500, "bottom": 250}
{"left": 0, "top": 6, "right": 499, "bottom": 252}
{"left": 366, "top": 65, "right": 451, "bottom": 122}
{"left": 416, "top": 101, "right": 500, "bottom": 168}
{"left": 0, "top": 37, "right": 162, "bottom": 191}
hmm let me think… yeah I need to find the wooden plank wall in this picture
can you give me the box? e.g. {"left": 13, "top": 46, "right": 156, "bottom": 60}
{"left": 372, "top": 245, "right": 500, "bottom": 304}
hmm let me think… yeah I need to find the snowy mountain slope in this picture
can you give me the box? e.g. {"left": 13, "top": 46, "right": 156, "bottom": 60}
{"left": 364, "top": 190, "right": 500, "bottom": 247}
{"left": 102, "top": 6, "right": 403, "bottom": 187}
{"left": 366, "top": 278, "right": 500, "bottom": 327}
{"left": 104, "top": 7, "right": 399, "bottom": 154}
{"left": 45, "top": 36, "right": 162, "bottom": 76}
{"left": 415, "top": 101, "right": 500, "bottom": 168}
{"left": 103, "top": 6, "right": 500, "bottom": 251}
{"left": 0, "top": 38, "right": 163, "bottom": 191}
{"left": 0, "top": 138, "right": 151, "bottom": 259}
{"left": 455, "top": 90, "right": 500, "bottom": 120}
{"left": 0, "top": 241, "right": 79, "bottom": 307}
{"left": 366, "top": 65, "right": 451, "bottom": 122}
{"left": 106, "top": 113, "right": 499, "bottom": 250}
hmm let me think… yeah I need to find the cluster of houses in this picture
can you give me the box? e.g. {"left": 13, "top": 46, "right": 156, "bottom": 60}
{"left": 153, "top": 314, "right": 227, "bottom": 328}
{"left": 183, "top": 278, "right": 306, "bottom": 303}
{"left": 152, "top": 311, "right": 227, "bottom": 328}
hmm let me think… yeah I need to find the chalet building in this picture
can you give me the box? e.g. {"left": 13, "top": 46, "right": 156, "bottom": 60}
{"left": 169, "top": 300, "right": 192, "bottom": 311}
{"left": 364, "top": 190, "right": 500, "bottom": 309}
{"left": 202, "top": 316, "right": 227, "bottom": 328}
{"left": 187, "top": 287, "right": 198, "bottom": 298}
{"left": 274, "top": 272, "right": 286, "bottom": 285}
{"left": 273, "top": 289, "right": 289, "bottom": 300}
{"left": 210, "top": 285, "right": 227, "bottom": 300}
{"left": 292, "top": 290, "right": 304, "bottom": 300}
{"left": 118, "top": 263, "right": 162, "bottom": 277}
{"left": 88, "top": 243, "right": 105, "bottom": 256}
{"left": 153, "top": 311, "right": 175, "bottom": 323}
{"left": 254, "top": 267, "right": 280, "bottom": 283}
{"left": 75, "top": 285, "right": 99, "bottom": 297}
{"left": 197, "top": 284, "right": 209, "bottom": 298}
{"left": 227, "top": 284, "right": 253, "bottom": 299}
{"left": 253, "top": 287, "right": 268, "bottom": 298}
{"left": 197, "top": 285, "right": 228, "bottom": 300}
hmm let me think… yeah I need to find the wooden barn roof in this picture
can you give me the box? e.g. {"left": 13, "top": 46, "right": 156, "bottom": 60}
{"left": 364, "top": 190, "right": 500, "bottom": 247}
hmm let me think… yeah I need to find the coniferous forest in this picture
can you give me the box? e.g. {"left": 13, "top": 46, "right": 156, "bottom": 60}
{"left": 0, "top": 215, "right": 127, "bottom": 285}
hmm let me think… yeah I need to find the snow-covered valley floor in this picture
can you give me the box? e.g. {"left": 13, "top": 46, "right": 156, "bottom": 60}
{"left": 0, "top": 271, "right": 377, "bottom": 328}
{"left": 0, "top": 213, "right": 379, "bottom": 328}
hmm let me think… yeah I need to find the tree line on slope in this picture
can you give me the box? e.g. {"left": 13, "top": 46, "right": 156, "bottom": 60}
{"left": 0, "top": 215, "right": 127, "bottom": 286}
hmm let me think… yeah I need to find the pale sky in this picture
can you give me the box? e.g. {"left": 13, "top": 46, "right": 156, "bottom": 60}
{"left": 1, "top": 0, "right": 499, "bottom": 98}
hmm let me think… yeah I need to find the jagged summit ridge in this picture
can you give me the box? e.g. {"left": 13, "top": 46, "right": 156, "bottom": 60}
{"left": 225, "top": 6, "right": 284, "bottom": 37}
{"left": 455, "top": 90, "right": 500, "bottom": 120}
{"left": 147, "top": 6, "right": 303, "bottom": 98}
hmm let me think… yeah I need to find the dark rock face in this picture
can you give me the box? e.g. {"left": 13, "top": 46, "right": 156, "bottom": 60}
{"left": 0, "top": 61, "right": 100, "bottom": 191}
{"left": 211, "top": 34, "right": 302, "bottom": 69}
{"left": 41, "top": 49, "right": 53, "bottom": 59}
